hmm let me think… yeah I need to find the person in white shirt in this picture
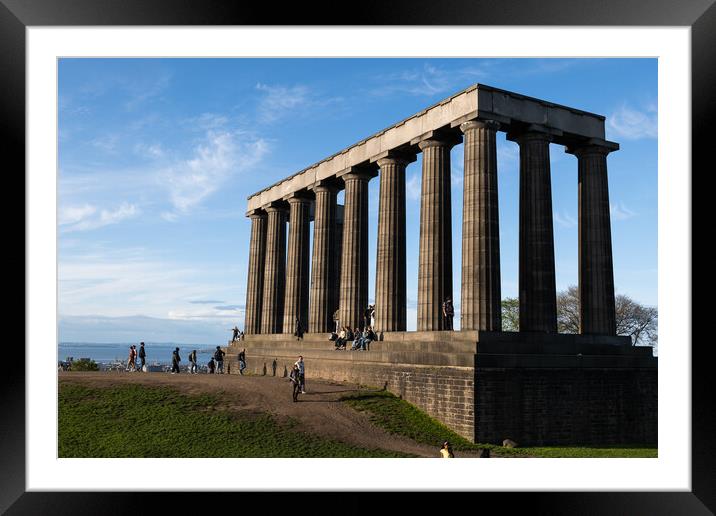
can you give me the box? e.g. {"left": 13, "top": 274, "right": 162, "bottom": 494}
{"left": 294, "top": 356, "right": 306, "bottom": 393}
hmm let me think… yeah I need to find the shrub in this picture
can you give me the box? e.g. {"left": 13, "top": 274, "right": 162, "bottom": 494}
{"left": 71, "top": 358, "right": 99, "bottom": 371}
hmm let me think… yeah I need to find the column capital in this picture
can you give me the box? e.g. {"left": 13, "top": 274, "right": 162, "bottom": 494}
{"left": 459, "top": 119, "right": 500, "bottom": 133}
{"left": 371, "top": 148, "right": 417, "bottom": 167}
{"left": 338, "top": 164, "right": 378, "bottom": 182}
{"left": 284, "top": 190, "right": 313, "bottom": 204}
{"left": 246, "top": 208, "right": 267, "bottom": 219}
{"left": 310, "top": 180, "right": 341, "bottom": 194}
{"left": 506, "top": 124, "right": 556, "bottom": 144}
{"left": 565, "top": 138, "right": 620, "bottom": 156}
{"left": 263, "top": 200, "right": 289, "bottom": 213}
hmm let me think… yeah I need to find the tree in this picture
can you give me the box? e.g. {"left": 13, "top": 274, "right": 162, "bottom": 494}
{"left": 71, "top": 358, "right": 99, "bottom": 371}
{"left": 501, "top": 297, "right": 519, "bottom": 332}
{"left": 502, "top": 286, "right": 658, "bottom": 347}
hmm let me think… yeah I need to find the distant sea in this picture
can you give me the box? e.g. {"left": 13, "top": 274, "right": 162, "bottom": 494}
{"left": 58, "top": 342, "right": 225, "bottom": 366}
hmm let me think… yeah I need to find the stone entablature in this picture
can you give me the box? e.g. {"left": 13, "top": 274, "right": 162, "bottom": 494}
{"left": 246, "top": 83, "right": 617, "bottom": 213}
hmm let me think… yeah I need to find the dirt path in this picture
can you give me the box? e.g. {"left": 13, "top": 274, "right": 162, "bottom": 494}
{"left": 59, "top": 371, "right": 485, "bottom": 458}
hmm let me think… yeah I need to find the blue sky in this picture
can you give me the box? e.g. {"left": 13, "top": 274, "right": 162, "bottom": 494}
{"left": 58, "top": 58, "right": 657, "bottom": 344}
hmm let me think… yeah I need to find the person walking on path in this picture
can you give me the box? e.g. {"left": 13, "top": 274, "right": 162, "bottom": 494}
{"left": 289, "top": 364, "right": 301, "bottom": 402}
{"left": 138, "top": 342, "right": 146, "bottom": 372}
{"left": 171, "top": 347, "right": 181, "bottom": 374}
{"left": 126, "top": 345, "right": 136, "bottom": 372}
{"left": 189, "top": 349, "right": 198, "bottom": 374}
{"left": 214, "top": 346, "right": 226, "bottom": 374}
{"left": 238, "top": 348, "right": 246, "bottom": 375}
{"left": 295, "top": 356, "right": 306, "bottom": 393}
{"left": 442, "top": 297, "right": 455, "bottom": 331}
{"left": 440, "top": 441, "right": 455, "bottom": 458}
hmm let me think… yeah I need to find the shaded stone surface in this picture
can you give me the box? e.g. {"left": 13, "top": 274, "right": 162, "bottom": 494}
{"left": 374, "top": 154, "right": 412, "bottom": 332}
{"left": 573, "top": 144, "right": 617, "bottom": 335}
{"left": 309, "top": 185, "right": 338, "bottom": 333}
{"left": 417, "top": 136, "right": 458, "bottom": 331}
{"left": 244, "top": 210, "right": 267, "bottom": 334}
{"left": 460, "top": 120, "right": 502, "bottom": 331}
{"left": 283, "top": 194, "right": 312, "bottom": 333}
{"left": 338, "top": 168, "right": 374, "bottom": 331}
{"left": 260, "top": 204, "right": 288, "bottom": 334}
{"left": 512, "top": 130, "right": 557, "bottom": 333}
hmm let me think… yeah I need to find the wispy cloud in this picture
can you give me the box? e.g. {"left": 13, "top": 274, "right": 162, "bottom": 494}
{"left": 255, "top": 83, "right": 344, "bottom": 124}
{"left": 611, "top": 201, "right": 637, "bottom": 221}
{"left": 189, "top": 299, "right": 225, "bottom": 305}
{"left": 91, "top": 134, "right": 120, "bottom": 154}
{"left": 406, "top": 172, "right": 421, "bottom": 201}
{"left": 160, "top": 130, "right": 269, "bottom": 219}
{"left": 134, "top": 142, "right": 164, "bottom": 159}
{"left": 607, "top": 103, "right": 657, "bottom": 140}
{"left": 554, "top": 211, "right": 577, "bottom": 228}
{"left": 60, "top": 202, "right": 140, "bottom": 232}
{"left": 124, "top": 73, "right": 171, "bottom": 110}
{"left": 369, "top": 63, "right": 487, "bottom": 98}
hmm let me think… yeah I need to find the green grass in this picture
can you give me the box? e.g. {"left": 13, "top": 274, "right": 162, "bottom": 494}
{"left": 59, "top": 383, "right": 414, "bottom": 458}
{"left": 340, "top": 390, "right": 657, "bottom": 458}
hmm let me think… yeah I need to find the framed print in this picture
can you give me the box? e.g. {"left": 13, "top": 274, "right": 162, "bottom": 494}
{"left": 5, "top": 0, "right": 710, "bottom": 513}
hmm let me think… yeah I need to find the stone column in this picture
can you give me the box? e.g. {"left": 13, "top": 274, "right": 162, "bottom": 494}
{"left": 260, "top": 203, "right": 288, "bottom": 334}
{"left": 332, "top": 208, "right": 344, "bottom": 331}
{"left": 573, "top": 144, "right": 617, "bottom": 335}
{"left": 513, "top": 129, "right": 557, "bottom": 333}
{"left": 244, "top": 210, "right": 267, "bottom": 334}
{"left": 460, "top": 120, "right": 502, "bottom": 331}
{"left": 283, "top": 194, "right": 312, "bottom": 334}
{"left": 417, "top": 135, "right": 458, "bottom": 331}
{"left": 309, "top": 185, "right": 338, "bottom": 333}
{"left": 338, "top": 168, "right": 373, "bottom": 331}
{"left": 374, "top": 153, "right": 413, "bottom": 332}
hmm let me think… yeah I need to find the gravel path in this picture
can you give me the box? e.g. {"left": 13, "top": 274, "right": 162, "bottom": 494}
{"left": 59, "top": 371, "right": 486, "bottom": 458}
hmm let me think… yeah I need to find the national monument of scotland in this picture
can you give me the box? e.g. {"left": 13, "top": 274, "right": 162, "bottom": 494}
{"left": 227, "top": 84, "right": 657, "bottom": 446}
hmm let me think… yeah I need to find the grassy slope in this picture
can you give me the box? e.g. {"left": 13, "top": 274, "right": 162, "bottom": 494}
{"left": 340, "top": 391, "right": 657, "bottom": 458}
{"left": 59, "top": 383, "right": 413, "bottom": 458}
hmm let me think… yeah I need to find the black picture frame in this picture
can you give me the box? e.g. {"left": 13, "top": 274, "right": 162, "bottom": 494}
{"left": 4, "top": 1, "right": 708, "bottom": 513}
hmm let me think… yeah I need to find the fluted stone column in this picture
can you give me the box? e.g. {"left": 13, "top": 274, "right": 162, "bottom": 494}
{"left": 283, "top": 194, "right": 312, "bottom": 334}
{"left": 260, "top": 203, "right": 288, "bottom": 334}
{"left": 574, "top": 144, "right": 617, "bottom": 335}
{"left": 460, "top": 120, "right": 502, "bottom": 331}
{"left": 513, "top": 130, "right": 557, "bottom": 333}
{"left": 417, "top": 136, "right": 458, "bottom": 331}
{"left": 332, "top": 210, "right": 344, "bottom": 330}
{"left": 244, "top": 210, "right": 267, "bottom": 334}
{"left": 374, "top": 154, "right": 412, "bottom": 332}
{"left": 309, "top": 185, "right": 338, "bottom": 333}
{"left": 338, "top": 168, "right": 373, "bottom": 331}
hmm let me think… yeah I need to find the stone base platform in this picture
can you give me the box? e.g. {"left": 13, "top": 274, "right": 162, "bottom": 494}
{"left": 223, "top": 331, "right": 657, "bottom": 446}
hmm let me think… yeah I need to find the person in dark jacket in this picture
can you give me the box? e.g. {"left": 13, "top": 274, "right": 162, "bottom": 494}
{"left": 171, "top": 347, "right": 181, "bottom": 374}
{"left": 293, "top": 318, "right": 304, "bottom": 340}
{"left": 238, "top": 348, "right": 246, "bottom": 375}
{"left": 214, "top": 346, "right": 225, "bottom": 374}
{"left": 289, "top": 364, "right": 301, "bottom": 402}
{"left": 208, "top": 358, "right": 215, "bottom": 374}
{"left": 138, "top": 342, "right": 146, "bottom": 371}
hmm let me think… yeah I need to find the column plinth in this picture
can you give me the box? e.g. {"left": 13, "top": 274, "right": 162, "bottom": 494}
{"left": 244, "top": 210, "right": 267, "bottom": 334}
{"left": 417, "top": 136, "right": 459, "bottom": 331}
{"left": 511, "top": 130, "right": 557, "bottom": 333}
{"left": 260, "top": 204, "right": 288, "bottom": 334}
{"left": 283, "top": 194, "right": 312, "bottom": 334}
{"left": 338, "top": 168, "right": 374, "bottom": 331}
{"left": 374, "top": 154, "right": 413, "bottom": 333}
{"left": 572, "top": 144, "right": 617, "bottom": 335}
{"left": 309, "top": 185, "right": 338, "bottom": 333}
{"left": 460, "top": 120, "right": 502, "bottom": 331}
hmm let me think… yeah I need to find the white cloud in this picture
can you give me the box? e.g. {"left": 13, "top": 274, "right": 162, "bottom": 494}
{"left": 607, "top": 104, "right": 657, "bottom": 140}
{"left": 406, "top": 172, "right": 421, "bottom": 201}
{"left": 91, "top": 134, "right": 119, "bottom": 154}
{"left": 554, "top": 211, "right": 577, "bottom": 229}
{"left": 256, "top": 83, "right": 311, "bottom": 123}
{"left": 160, "top": 130, "right": 269, "bottom": 218}
{"left": 60, "top": 202, "right": 140, "bottom": 232}
{"left": 610, "top": 202, "right": 637, "bottom": 221}
{"left": 134, "top": 142, "right": 164, "bottom": 159}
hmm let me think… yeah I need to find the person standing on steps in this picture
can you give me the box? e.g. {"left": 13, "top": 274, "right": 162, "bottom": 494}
{"left": 295, "top": 356, "right": 306, "bottom": 393}
{"left": 214, "top": 346, "right": 225, "bottom": 374}
{"left": 442, "top": 297, "right": 454, "bottom": 331}
{"left": 272, "top": 358, "right": 277, "bottom": 377}
{"left": 230, "top": 326, "right": 240, "bottom": 342}
{"left": 294, "top": 317, "right": 304, "bottom": 340}
{"left": 238, "top": 348, "right": 246, "bottom": 375}
{"left": 171, "top": 347, "right": 181, "bottom": 374}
